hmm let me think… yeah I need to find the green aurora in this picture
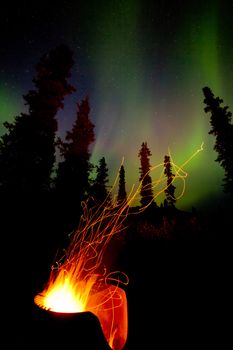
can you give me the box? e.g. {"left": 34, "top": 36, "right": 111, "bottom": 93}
{"left": 0, "top": 0, "right": 232, "bottom": 211}
{"left": 85, "top": 0, "right": 231, "bottom": 209}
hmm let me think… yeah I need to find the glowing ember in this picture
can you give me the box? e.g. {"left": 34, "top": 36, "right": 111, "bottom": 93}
{"left": 34, "top": 147, "right": 203, "bottom": 350}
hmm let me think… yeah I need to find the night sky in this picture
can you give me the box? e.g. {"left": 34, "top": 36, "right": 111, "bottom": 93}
{"left": 1, "top": 0, "right": 233, "bottom": 211}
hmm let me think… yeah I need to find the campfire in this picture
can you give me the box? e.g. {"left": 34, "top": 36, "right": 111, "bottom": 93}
{"left": 34, "top": 197, "right": 130, "bottom": 350}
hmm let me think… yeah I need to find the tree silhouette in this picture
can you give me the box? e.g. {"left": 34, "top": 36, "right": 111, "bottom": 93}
{"left": 0, "top": 45, "right": 75, "bottom": 282}
{"left": 117, "top": 165, "right": 127, "bottom": 205}
{"left": 164, "top": 155, "right": 176, "bottom": 207}
{"left": 55, "top": 97, "right": 95, "bottom": 228}
{"left": 91, "top": 157, "right": 110, "bottom": 206}
{"left": 203, "top": 87, "right": 233, "bottom": 195}
{"left": 138, "top": 142, "right": 154, "bottom": 207}
{"left": 0, "top": 44, "right": 75, "bottom": 195}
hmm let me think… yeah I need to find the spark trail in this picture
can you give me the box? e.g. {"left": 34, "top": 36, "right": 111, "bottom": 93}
{"left": 34, "top": 144, "right": 203, "bottom": 350}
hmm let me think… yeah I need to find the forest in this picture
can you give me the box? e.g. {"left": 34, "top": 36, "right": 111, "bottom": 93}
{"left": 1, "top": 45, "right": 232, "bottom": 349}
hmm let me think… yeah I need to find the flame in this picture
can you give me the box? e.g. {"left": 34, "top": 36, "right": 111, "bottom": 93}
{"left": 34, "top": 146, "right": 203, "bottom": 349}
{"left": 35, "top": 268, "right": 128, "bottom": 350}
{"left": 34, "top": 271, "right": 97, "bottom": 313}
{"left": 34, "top": 196, "right": 130, "bottom": 350}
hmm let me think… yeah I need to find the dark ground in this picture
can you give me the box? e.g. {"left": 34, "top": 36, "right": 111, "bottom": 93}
{"left": 4, "top": 242, "right": 230, "bottom": 349}
{"left": 120, "top": 239, "right": 229, "bottom": 349}
{"left": 2, "top": 203, "right": 231, "bottom": 349}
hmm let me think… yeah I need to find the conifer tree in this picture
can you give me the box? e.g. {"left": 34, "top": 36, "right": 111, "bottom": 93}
{"left": 0, "top": 45, "right": 75, "bottom": 195}
{"left": 117, "top": 165, "right": 127, "bottom": 205}
{"left": 138, "top": 142, "right": 154, "bottom": 207}
{"left": 203, "top": 87, "right": 233, "bottom": 195}
{"left": 56, "top": 97, "right": 95, "bottom": 199}
{"left": 0, "top": 45, "right": 75, "bottom": 269}
{"left": 91, "top": 157, "right": 110, "bottom": 206}
{"left": 55, "top": 97, "right": 95, "bottom": 228}
{"left": 164, "top": 155, "right": 176, "bottom": 207}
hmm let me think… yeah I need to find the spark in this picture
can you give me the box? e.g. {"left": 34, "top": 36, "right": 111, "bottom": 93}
{"left": 34, "top": 144, "right": 203, "bottom": 349}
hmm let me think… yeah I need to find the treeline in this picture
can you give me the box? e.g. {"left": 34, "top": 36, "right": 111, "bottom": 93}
{"left": 0, "top": 45, "right": 177, "bottom": 236}
{"left": 0, "top": 45, "right": 232, "bottom": 247}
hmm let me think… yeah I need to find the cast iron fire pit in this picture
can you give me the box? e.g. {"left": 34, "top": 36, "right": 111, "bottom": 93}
{"left": 31, "top": 303, "right": 112, "bottom": 350}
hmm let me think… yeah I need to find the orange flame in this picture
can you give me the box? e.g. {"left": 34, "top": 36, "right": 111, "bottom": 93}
{"left": 35, "top": 196, "right": 130, "bottom": 350}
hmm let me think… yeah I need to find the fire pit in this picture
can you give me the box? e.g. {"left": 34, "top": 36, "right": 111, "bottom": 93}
{"left": 34, "top": 283, "right": 128, "bottom": 350}
{"left": 33, "top": 195, "right": 132, "bottom": 349}
{"left": 32, "top": 304, "right": 112, "bottom": 350}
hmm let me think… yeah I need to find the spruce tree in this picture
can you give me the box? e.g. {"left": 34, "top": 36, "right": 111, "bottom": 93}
{"left": 0, "top": 44, "right": 75, "bottom": 195}
{"left": 203, "top": 87, "right": 233, "bottom": 195}
{"left": 0, "top": 45, "right": 75, "bottom": 271}
{"left": 55, "top": 97, "right": 95, "bottom": 229}
{"left": 56, "top": 97, "right": 95, "bottom": 197}
{"left": 117, "top": 165, "right": 127, "bottom": 205}
{"left": 164, "top": 155, "right": 176, "bottom": 207}
{"left": 138, "top": 142, "right": 154, "bottom": 207}
{"left": 91, "top": 157, "right": 110, "bottom": 206}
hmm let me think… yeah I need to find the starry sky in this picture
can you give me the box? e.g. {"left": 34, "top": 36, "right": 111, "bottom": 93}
{"left": 0, "top": 0, "right": 233, "bottom": 211}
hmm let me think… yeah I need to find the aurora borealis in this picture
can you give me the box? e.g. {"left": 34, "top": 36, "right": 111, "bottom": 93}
{"left": 0, "top": 0, "right": 232, "bottom": 210}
